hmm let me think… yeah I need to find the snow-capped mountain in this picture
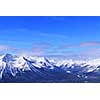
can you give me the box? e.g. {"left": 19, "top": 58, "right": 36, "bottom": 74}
{"left": 0, "top": 53, "right": 100, "bottom": 82}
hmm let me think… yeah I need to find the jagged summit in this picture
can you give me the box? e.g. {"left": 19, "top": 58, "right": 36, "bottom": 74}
{"left": 2, "top": 53, "right": 15, "bottom": 62}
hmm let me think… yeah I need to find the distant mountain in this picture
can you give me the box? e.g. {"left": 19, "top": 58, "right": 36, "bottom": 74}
{"left": 0, "top": 54, "right": 100, "bottom": 82}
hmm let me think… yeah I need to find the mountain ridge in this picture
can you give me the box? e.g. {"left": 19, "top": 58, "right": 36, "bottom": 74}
{"left": 0, "top": 53, "right": 100, "bottom": 82}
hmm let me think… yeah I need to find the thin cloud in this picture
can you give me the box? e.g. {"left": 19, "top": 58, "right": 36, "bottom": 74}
{"left": 56, "top": 41, "right": 100, "bottom": 57}
{"left": 60, "top": 41, "right": 100, "bottom": 49}
{"left": 32, "top": 42, "right": 51, "bottom": 49}
{"left": 31, "top": 42, "right": 52, "bottom": 56}
{"left": 39, "top": 32, "right": 68, "bottom": 39}
{"left": 79, "top": 41, "right": 100, "bottom": 47}
{"left": 82, "top": 48, "right": 100, "bottom": 56}
{"left": 0, "top": 44, "right": 15, "bottom": 51}
{"left": 16, "top": 42, "right": 52, "bottom": 56}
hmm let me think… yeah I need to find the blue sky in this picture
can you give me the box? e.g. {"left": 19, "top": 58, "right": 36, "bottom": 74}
{"left": 0, "top": 16, "right": 100, "bottom": 57}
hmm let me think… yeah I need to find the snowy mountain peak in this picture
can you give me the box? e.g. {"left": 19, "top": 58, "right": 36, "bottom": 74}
{"left": 2, "top": 53, "right": 15, "bottom": 62}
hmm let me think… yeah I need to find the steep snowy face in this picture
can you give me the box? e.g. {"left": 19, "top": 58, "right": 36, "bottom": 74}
{"left": 0, "top": 54, "right": 57, "bottom": 78}
{"left": 0, "top": 54, "right": 31, "bottom": 78}
{"left": 2, "top": 54, "right": 29, "bottom": 69}
{"left": 26, "top": 56, "right": 55, "bottom": 69}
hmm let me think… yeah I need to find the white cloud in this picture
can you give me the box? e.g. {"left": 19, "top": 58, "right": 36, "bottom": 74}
{"left": 39, "top": 32, "right": 68, "bottom": 39}
{"left": 60, "top": 41, "right": 100, "bottom": 49}
{"left": 0, "top": 45, "right": 15, "bottom": 51}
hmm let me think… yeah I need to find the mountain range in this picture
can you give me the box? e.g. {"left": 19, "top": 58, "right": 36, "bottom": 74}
{"left": 0, "top": 54, "right": 100, "bottom": 82}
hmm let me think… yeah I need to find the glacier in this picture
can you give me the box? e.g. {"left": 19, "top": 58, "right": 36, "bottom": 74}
{"left": 0, "top": 53, "right": 100, "bottom": 82}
